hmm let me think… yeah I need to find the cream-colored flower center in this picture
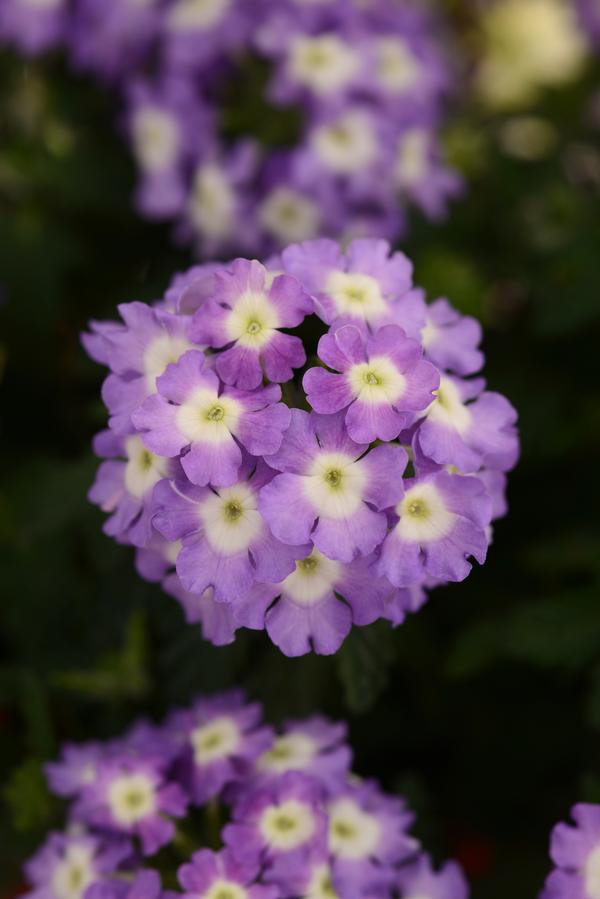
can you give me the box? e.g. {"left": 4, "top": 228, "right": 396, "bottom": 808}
{"left": 259, "top": 188, "right": 320, "bottom": 244}
{"left": 395, "top": 128, "right": 429, "bottom": 188}
{"left": 188, "top": 163, "right": 235, "bottom": 241}
{"left": 226, "top": 290, "right": 279, "bottom": 348}
{"left": 200, "top": 484, "right": 262, "bottom": 555}
{"left": 190, "top": 715, "right": 240, "bottom": 764}
{"left": 375, "top": 37, "right": 420, "bottom": 92}
{"left": 328, "top": 797, "right": 380, "bottom": 860}
{"left": 257, "top": 732, "right": 317, "bottom": 774}
{"left": 425, "top": 376, "right": 472, "bottom": 434}
{"left": 132, "top": 107, "right": 179, "bottom": 173}
{"left": 143, "top": 334, "right": 194, "bottom": 391}
{"left": 324, "top": 270, "right": 387, "bottom": 324}
{"left": 585, "top": 844, "right": 600, "bottom": 899}
{"left": 124, "top": 436, "right": 169, "bottom": 500}
{"left": 395, "top": 482, "right": 455, "bottom": 543}
{"left": 202, "top": 882, "right": 248, "bottom": 899}
{"left": 306, "top": 864, "right": 339, "bottom": 899}
{"left": 176, "top": 388, "right": 241, "bottom": 444}
{"left": 167, "top": 0, "right": 230, "bottom": 30}
{"left": 348, "top": 357, "right": 406, "bottom": 405}
{"left": 259, "top": 799, "right": 316, "bottom": 851}
{"left": 288, "top": 35, "right": 358, "bottom": 95}
{"left": 282, "top": 550, "right": 341, "bottom": 605}
{"left": 107, "top": 772, "right": 156, "bottom": 825}
{"left": 311, "top": 112, "right": 376, "bottom": 174}
{"left": 304, "top": 452, "right": 366, "bottom": 520}
{"left": 51, "top": 846, "right": 94, "bottom": 899}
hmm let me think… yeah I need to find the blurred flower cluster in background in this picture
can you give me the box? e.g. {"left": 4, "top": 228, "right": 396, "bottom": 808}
{"left": 1, "top": 1, "right": 600, "bottom": 898}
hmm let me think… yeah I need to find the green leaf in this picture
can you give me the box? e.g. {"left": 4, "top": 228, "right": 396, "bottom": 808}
{"left": 336, "top": 623, "right": 396, "bottom": 713}
{"left": 4, "top": 758, "right": 55, "bottom": 832}
{"left": 52, "top": 611, "right": 150, "bottom": 701}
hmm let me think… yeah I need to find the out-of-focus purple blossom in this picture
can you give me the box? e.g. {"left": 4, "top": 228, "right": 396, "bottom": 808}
{"left": 165, "top": 689, "right": 273, "bottom": 803}
{"left": 0, "top": 0, "right": 459, "bottom": 256}
{"left": 28, "top": 691, "right": 470, "bottom": 897}
{"left": 23, "top": 830, "right": 131, "bottom": 899}
{"left": 541, "top": 803, "right": 600, "bottom": 899}
{"left": 0, "top": 0, "right": 67, "bottom": 55}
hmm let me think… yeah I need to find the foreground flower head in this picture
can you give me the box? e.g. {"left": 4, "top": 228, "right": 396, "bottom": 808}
{"left": 84, "top": 238, "right": 519, "bottom": 657}
{"left": 26, "top": 690, "right": 469, "bottom": 899}
{"left": 0, "top": 1, "right": 459, "bottom": 256}
{"left": 540, "top": 803, "right": 600, "bottom": 899}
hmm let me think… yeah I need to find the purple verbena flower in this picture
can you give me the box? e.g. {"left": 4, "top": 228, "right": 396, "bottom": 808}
{"left": 259, "top": 410, "right": 407, "bottom": 562}
{"left": 133, "top": 349, "right": 291, "bottom": 487}
{"left": 223, "top": 771, "right": 328, "bottom": 867}
{"left": 254, "top": 716, "right": 352, "bottom": 794}
{"left": 376, "top": 469, "right": 492, "bottom": 587}
{"left": 24, "top": 830, "right": 130, "bottom": 899}
{"left": 165, "top": 689, "right": 273, "bottom": 804}
{"left": 76, "top": 756, "right": 187, "bottom": 855}
{"left": 231, "top": 546, "right": 397, "bottom": 657}
{"left": 152, "top": 455, "right": 307, "bottom": 600}
{"left": 304, "top": 324, "right": 439, "bottom": 443}
{"left": 88, "top": 430, "right": 172, "bottom": 548}
{"left": 45, "top": 743, "right": 105, "bottom": 799}
{"left": 190, "top": 258, "right": 313, "bottom": 389}
{"left": 421, "top": 298, "right": 484, "bottom": 377}
{"left": 178, "top": 848, "right": 279, "bottom": 899}
{"left": 281, "top": 238, "right": 425, "bottom": 336}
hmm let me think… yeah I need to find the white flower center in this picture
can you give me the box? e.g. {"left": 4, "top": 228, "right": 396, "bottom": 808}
{"left": 304, "top": 452, "right": 366, "bottom": 520}
{"left": 132, "top": 107, "right": 180, "bottom": 173}
{"left": 143, "top": 334, "right": 195, "bottom": 391}
{"left": 375, "top": 37, "right": 421, "bottom": 92}
{"left": 190, "top": 715, "right": 240, "bottom": 764}
{"left": 51, "top": 846, "right": 94, "bottom": 899}
{"left": 395, "top": 482, "right": 455, "bottom": 543}
{"left": 225, "top": 290, "right": 279, "bottom": 348}
{"left": 306, "top": 863, "right": 339, "bottom": 899}
{"left": 167, "top": 0, "right": 230, "bottom": 30}
{"left": 347, "top": 357, "right": 406, "bottom": 405}
{"left": 394, "top": 128, "right": 429, "bottom": 188}
{"left": 259, "top": 188, "right": 320, "bottom": 244}
{"left": 585, "top": 844, "right": 600, "bottom": 899}
{"left": 176, "top": 388, "right": 241, "bottom": 444}
{"left": 107, "top": 772, "right": 156, "bottom": 825}
{"left": 199, "top": 484, "right": 262, "bottom": 555}
{"left": 324, "top": 271, "right": 387, "bottom": 323}
{"left": 188, "top": 164, "right": 235, "bottom": 241}
{"left": 425, "top": 376, "right": 472, "bottom": 434}
{"left": 311, "top": 112, "right": 376, "bottom": 174}
{"left": 124, "top": 436, "right": 169, "bottom": 499}
{"left": 328, "top": 797, "right": 380, "bottom": 860}
{"left": 282, "top": 550, "right": 341, "bottom": 605}
{"left": 257, "top": 732, "right": 317, "bottom": 774}
{"left": 259, "top": 799, "right": 316, "bottom": 851}
{"left": 79, "top": 762, "right": 97, "bottom": 786}
{"left": 202, "top": 881, "right": 248, "bottom": 899}
{"left": 420, "top": 317, "right": 437, "bottom": 349}
{"left": 288, "top": 35, "right": 358, "bottom": 95}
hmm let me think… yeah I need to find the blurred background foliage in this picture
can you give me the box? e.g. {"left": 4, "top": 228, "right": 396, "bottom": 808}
{"left": 1, "top": 4, "right": 600, "bottom": 897}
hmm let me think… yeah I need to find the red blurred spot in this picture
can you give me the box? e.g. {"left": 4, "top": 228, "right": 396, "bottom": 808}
{"left": 452, "top": 831, "right": 496, "bottom": 878}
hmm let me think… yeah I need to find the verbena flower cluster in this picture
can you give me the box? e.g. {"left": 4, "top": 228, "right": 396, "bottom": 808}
{"left": 25, "top": 689, "right": 469, "bottom": 899}
{"left": 83, "top": 238, "right": 519, "bottom": 657}
{"left": 0, "top": 0, "right": 460, "bottom": 257}
{"left": 540, "top": 803, "right": 600, "bottom": 898}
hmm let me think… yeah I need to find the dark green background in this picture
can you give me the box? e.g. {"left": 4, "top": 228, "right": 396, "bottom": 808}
{"left": 1, "top": 22, "right": 600, "bottom": 899}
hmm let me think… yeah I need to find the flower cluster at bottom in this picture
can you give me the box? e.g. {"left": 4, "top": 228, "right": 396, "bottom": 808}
{"left": 540, "top": 803, "right": 600, "bottom": 898}
{"left": 26, "top": 690, "right": 468, "bottom": 899}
